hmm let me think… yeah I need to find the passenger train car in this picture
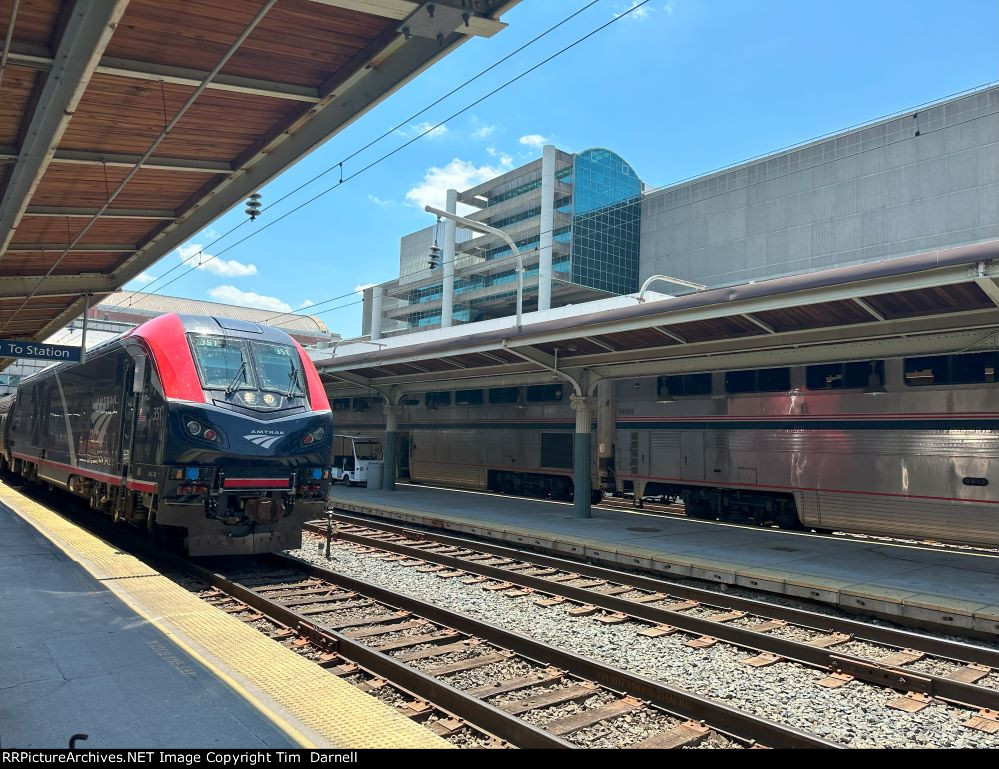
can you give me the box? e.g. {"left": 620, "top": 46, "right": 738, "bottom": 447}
{"left": 0, "top": 314, "right": 334, "bottom": 556}
{"left": 331, "top": 350, "right": 998, "bottom": 547}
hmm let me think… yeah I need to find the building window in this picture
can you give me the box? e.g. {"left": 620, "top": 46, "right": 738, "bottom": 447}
{"left": 331, "top": 398, "right": 351, "bottom": 411}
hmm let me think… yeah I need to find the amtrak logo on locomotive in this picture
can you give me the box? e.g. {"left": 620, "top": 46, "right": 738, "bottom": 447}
{"left": 243, "top": 430, "right": 285, "bottom": 449}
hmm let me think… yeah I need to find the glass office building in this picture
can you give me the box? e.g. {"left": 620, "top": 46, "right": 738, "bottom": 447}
{"left": 364, "top": 145, "right": 644, "bottom": 336}
{"left": 571, "top": 148, "right": 643, "bottom": 295}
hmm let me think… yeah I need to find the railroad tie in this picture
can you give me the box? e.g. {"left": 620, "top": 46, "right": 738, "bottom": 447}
{"left": 879, "top": 649, "right": 925, "bottom": 668}
{"left": 395, "top": 640, "right": 481, "bottom": 663}
{"left": 886, "top": 692, "right": 933, "bottom": 713}
{"left": 467, "top": 668, "right": 565, "bottom": 699}
{"left": 498, "top": 683, "right": 599, "bottom": 715}
{"left": 425, "top": 651, "right": 514, "bottom": 677}
{"left": 964, "top": 709, "right": 999, "bottom": 734}
{"left": 369, "top": 630, "right": 460, "bottom": 653}
{"left": 545, "top": 696, "right": 643, "bottom": 737}
{"left": 947, "top": 664, "right": 991, "bottom": 684}
{"left": 344, "top": 618, "right": 430, "bottom": 639}
{"left": 627, "top": 721, "right": 714, "bottom": 749}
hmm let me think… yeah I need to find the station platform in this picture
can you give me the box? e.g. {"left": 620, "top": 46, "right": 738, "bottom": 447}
{"left": 332, "top": 484, "right": 999, "bottom": 638}
{"left": 0, "top": 482, "right": 449, "bottom": 749}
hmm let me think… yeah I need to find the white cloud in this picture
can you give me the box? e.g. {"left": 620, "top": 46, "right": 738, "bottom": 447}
{"left": 300, "top": 299, "right": 315, "bottom": 308}
{"left": 519, "top": 134, "right": 548, "bottom": 149}
{"left": 411, "top": 121, "right": 448, "bottom": 139}
{"left": 367, "top": 194, "right": 391, "bottom": 207}
{"left": 614, "top": 1, "right": 654, "bottom": 20}
{"left": 354, "top": 283, "right": 376, "bottom": 296}
{"left": 473, "top": 123, "right": 495, "bottom": 140}
{"left": 177, "top": 242, "right": 257, "bottom": 278}
{"left": 207, "top": 285, "right": 292, "bottom": 313}
{"left": 405, "top": 156, "right": 514, "bottom": 211}
{"left": 131, "top": 271, "right": 154, "bottom": 285}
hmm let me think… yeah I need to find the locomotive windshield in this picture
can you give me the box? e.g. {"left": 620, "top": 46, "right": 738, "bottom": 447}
{"left": 189, "top": 335, "right": 252, "bottom": 390}
{"left": 188, "top": 335, "right": 305, "bottom": 397}
{"left": 252, "top": 341, "right": 306, "bottom": 396}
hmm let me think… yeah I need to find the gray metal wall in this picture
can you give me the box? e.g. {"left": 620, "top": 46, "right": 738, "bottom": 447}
{"left": 640, "top": 86, "right": 999, "bottom": 288}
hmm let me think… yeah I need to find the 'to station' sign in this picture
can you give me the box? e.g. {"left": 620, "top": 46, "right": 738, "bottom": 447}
{"left": 0, "top": 339, "right": 82, "bottom": 362}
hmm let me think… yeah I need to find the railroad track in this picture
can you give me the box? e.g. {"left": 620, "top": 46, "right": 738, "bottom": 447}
{"left": 17, "top": 481, "right": 830, "bottom": 749}
{"left": 307, "top": 512, "right": 999, "bottom": 742}
{"left": 195, "top": 552, "right": 833, "bottom": 749}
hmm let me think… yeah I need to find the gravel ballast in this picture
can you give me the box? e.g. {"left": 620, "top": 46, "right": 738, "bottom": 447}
{"left": 288, "top": 535, "right": 999, "bottom": 749}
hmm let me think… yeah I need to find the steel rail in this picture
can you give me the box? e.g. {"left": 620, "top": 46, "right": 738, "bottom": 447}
{"left": 315, "top": 513, "right": 999, "bottom": 711}
{"left": 267, "top": 552, "right": 837, "bottom": 749}
{"left": 193, "top": 557, "right": 572, "bottom": 749}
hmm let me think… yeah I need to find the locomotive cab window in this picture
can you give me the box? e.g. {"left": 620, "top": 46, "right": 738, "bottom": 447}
{"left": 725, "top": 367, "right": 791, "bottom": 394}
{"left": 904, "top": 351, "right": 998, "bottom": 386}
{"left": 189, "top": 335, "right": 253, "bottom": 390}
{"left": 252, "top": 342, "right": 305, "bottom": 396}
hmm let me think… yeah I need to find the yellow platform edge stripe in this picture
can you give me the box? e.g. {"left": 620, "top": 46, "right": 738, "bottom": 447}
{"left": 1, "top": 483, "right": 451, "bottom": 749}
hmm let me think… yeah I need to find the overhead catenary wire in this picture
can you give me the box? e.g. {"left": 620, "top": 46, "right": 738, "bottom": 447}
{"left": 102, "top": 92, "right": 998, "bottom": 337}
{"left": 104, "top": 0, "right": 608, "bottom": 309}
{"left": 106, "top": 0, "right": 653, "bottom": 315}
{"left": 263, "top": 99, "right": 999, "bottom": 332}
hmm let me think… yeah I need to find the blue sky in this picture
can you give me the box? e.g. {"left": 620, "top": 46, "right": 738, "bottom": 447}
{"left": 125, "top": 0, "right": 999, "bottom": 337}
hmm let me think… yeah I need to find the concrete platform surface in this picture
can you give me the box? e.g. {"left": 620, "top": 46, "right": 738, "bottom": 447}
{"left": 0, "top": 482, "right": 450, "bottom": 749}
{"left": 332, "top": 484, "right": 999, "bottom": 637}
{"left": 0, "top": 502, "right": 294, "bottom": 749}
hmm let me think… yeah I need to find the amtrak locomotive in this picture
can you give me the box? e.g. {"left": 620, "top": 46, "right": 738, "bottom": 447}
{"left": 331, "top": 351, "right": 999, "bottom": 548}
{"left": 0, "top": 314, "right": 334, "bottom": 555}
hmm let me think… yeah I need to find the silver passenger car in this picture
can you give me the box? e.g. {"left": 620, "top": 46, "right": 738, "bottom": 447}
{"left": 333, "top": 351, "right": 998, "bottom": 546}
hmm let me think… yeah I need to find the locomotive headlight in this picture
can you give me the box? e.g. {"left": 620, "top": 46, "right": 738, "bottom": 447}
{"left": 241, "top": 391, "right": 259, "bottom": 406}
{"left": 262, "top": 393, "right": 278, "bottom": 407}
{"left": 312, "top": 427, "right": 326, "bottom": 442}
{"left": 186, "top": 419, "right": 202, "bottom": 436}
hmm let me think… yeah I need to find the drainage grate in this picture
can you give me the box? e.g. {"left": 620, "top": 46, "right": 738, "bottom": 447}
{"left": 770, "top": 546, "right": 801, "bottom": 552}
{"left": 627, "top": 526, "right": 662, "bottom": 533}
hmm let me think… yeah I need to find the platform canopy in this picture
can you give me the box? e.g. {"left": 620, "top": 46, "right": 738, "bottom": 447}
{"left": 318, "top": 241, "right": 999, "bottom": 398}
{"left": 0, "top": 0, "right": 517, "bottom": 344}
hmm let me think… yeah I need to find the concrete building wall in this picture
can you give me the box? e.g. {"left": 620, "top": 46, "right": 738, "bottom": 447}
{"left": 640, "top": 86, "right": 999, "bottom": 288}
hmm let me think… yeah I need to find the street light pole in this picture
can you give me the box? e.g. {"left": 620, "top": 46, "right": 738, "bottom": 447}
{"left": 424, "top": 204, "right": 524, "bottom": 329}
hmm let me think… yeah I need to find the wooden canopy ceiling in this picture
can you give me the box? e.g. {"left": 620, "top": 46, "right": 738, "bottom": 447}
{"left": 0, "top": 0, "right": 516, "bottom": 343}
